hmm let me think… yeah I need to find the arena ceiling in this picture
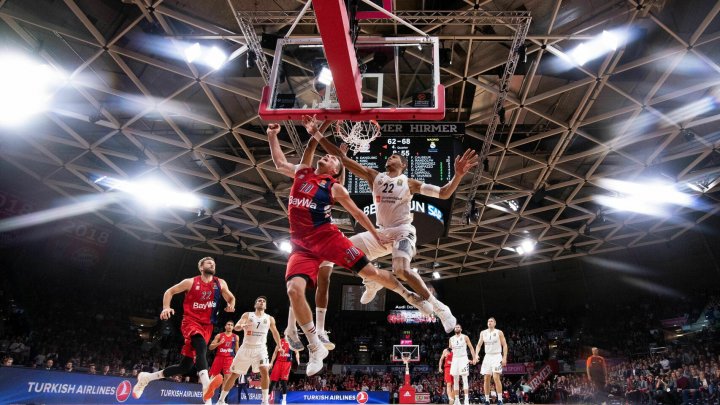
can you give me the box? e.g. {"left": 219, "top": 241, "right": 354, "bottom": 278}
{"left": 1, "top": 0, "right": 719, "bottom": 280}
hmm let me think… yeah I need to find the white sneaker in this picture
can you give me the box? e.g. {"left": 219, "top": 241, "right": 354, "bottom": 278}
{"left": 285, "top": 331, "right": 305, "bottom": 352}
{"left": 306, "top": 343, "right": 329, "bottom": 376}
{"left": 205, "top": 399, "right": 213, "bottom": 405}
{"left": 282, "top": 401, "right": 287, "bottom": 405}
{"left": 360, "top": 280, "right": 382, "bottom": 304}
{"left": 405, "top": 292, "right": 434, "bottom": 315}
{"left": 454, "top": 398, "right": 461, "bottom": 405}
{"left": 132, "top": 372, "right": 151, "bottom": 399}
{"left": 216, "top": 401, "right": 227, "bottom": 405}
{"left": 434, "top": 302, "right": 457, "bottom": 333}
{"left": 317, "top": 331, "right": 335, "bottom": 350}
{"left": 464, "top": 399, "right": 470, "bottom": 405}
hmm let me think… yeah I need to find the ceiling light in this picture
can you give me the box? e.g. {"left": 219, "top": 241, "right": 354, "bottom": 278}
{"left": 184, "top": 43, "right": 202, "bottom": 63}
{"left": 520, "top": 239, "right": 536, "bottom": 254}
{"left": 279, "top": 241, "right": 292, "bottom": 253}
{"left": 601, "top": 30, "right": 620, "bottom": 51}
{"left": 597, "top": 179, "right": 693, "bottom": 210}
{"left": 432, "top": 271, "right": 440, "bottom": 279}
{"left": 508, "top": 200, "right": 519, "bottom": 212}
{"left": 0, "top": 53, "right": 65, "bottom": 126}
{"left": 317, "top": 66, "right": 333, "bottom": 86}
{"left": 205, "top": 47, "right": 228, "bottom": 70}
{"left": 94, "top": 176, "right": 201, "bottom": 209}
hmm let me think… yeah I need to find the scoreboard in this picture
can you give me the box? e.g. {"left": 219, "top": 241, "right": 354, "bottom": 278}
{"left": 344, "top": 123, "right": 463, "bottom": 194}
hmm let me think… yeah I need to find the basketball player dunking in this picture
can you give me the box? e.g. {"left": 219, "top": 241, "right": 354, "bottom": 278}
{"left": 439, "top": 347, "right": 455, "bottom": 404}
{"left": 449, "top": 324, "right": 478, "bottom": 405}
{"left": 267, "top": 122, "right": 430, "bottom": 375}
{"left": 476, "top": 317, "right": 508, "bottom": 405}
{"left": 269, "top": 334, "right": 300, "bottom": 405}
{"left": 305, "top": 115, "right": 479, "bottom": 339}
{"left": 132, "top": 257, "right": 235, "bottom": 403}
{"left": 217, "top": 296, "right": 282, "bottom": 405}
{"left": 208, "top": 321, "right": 239, "bottom": 389}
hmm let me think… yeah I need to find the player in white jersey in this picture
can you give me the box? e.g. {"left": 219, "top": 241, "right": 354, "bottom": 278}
{"left": 475, "top": 317, "right": 508, "bottom": 405}
{"left": 217, "top": 296, "right": 282, "bottom": 405}
{"left": 304, "top": 116, "right": 479, "bottom": 341}
{"left": 449, "top": 324, "right": 478, "bottom": 405}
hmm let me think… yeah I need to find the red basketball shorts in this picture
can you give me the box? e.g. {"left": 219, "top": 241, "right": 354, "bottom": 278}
{"left": 210, "top": 356, "right": 233, "bottom": 376}
{"left": 444, "top": 368, "right": 453, "bottom": 384}
{"left": 287, "top": 225, "right": 368, "bottom": 288}
{"left": 270, "top": 361, "right": 292, "bottom": 381}
{"left": 180, "top": 318, "right": 213, "bottom": 359}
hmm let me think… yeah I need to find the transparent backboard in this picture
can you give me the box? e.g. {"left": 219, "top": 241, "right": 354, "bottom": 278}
{"left": 392, "top": 345, "right": 421, "bottom": 362}
{"left": 260, "top": 36, "right": 444, "bottom": 121}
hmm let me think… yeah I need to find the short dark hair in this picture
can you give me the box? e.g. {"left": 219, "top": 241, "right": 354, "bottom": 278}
{"left": 488, "top": 317, "right": 496, "bottom": 322}
{"left": 226, "top": 320, "right": 235, "bottom": 325}
{"left": 255, "top": 296, "right": 267, "bottom": 303}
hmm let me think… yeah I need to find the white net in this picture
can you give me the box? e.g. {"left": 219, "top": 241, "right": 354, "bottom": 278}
{"left": 334, "top": 120, "right": 381, "bottom": 155}
{"left": 401, "top": 352, "right": 412, "bottom": 364}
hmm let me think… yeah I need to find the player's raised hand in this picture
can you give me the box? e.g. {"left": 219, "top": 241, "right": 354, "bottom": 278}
{"left": 225, "top": 304, "right": 235, "bottom": 313}
{"left": 302, "top": 115, "right": 319, "bottom": 134}
{"left": 339, "top": 143, "right": 350, "bottom": 156}
{"left": 454, "top": 149, "right": 479, "bottom": 176}
{"left": 267, "top": 123, "right": 281, "bottom": 136}
{"left": 160, "top": 307, "right": 175, "bottom": 320}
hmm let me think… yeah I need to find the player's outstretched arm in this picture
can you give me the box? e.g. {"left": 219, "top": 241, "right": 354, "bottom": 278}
{"left": 499, "top": 331, "right": 508, "bottom": 366}
{"left": 269, "top": 316, "right": 283, "bottom": 353}
{"left": 160, "top": 278, "right": 193, "bottom": 320}
{"left": 410, "top": 148, "right": 479, "bottom": 199}
{"left": 475, "top": 332, "right": 484, "bottom": 357}
{"left": 466, "top": 334, "right": 478, "bottom": 364}
{"left": 234, "top": 312, "right": 250, "bottom": 331}
{"left": 208, "top": 333, "right": 223, "bottom": 350}
{"left": 267, "top": 123, "right": 303, "bottom": 177}
{"left": 220, "top": 279, "right": 236, "bottom": 313}
{"left": 331, "top": 183, "right": 391, "bottom": 245}
{"left": 439, "top": 349, "right": 446, "bottom": 372}
{"left": 302, "top": 115, "right": 378, "bottom": 184}
{"left": 300, "top": 120, "right": 333, "bottom": 167}
{"left": 270, "top": 345, "right": 279, "bottom": 366}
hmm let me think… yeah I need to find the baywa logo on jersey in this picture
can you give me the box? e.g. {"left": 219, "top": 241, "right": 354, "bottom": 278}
{"left": 288, "top": 195, "right": 317, "bottom": 209}
{"left": 116, "top": 380, "right": 132, "bottom": 402}
{"left": 193, "top": 301, "right": 217, "bottom": 310}
{"left": 356, "top": 391, "right": 369, "bottom": 404}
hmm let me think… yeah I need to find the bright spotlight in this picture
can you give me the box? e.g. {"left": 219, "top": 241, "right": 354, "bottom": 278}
{"left": 0, "top": 53, "right": 65, "bottom": 126}
{"left": 562, "top": 29, "right": 627, "bottom": 67}
{"left": 520, "top": 239, "right": 536, "bottom": 254}
{"left": 601, "top": 30, "right": 620, "bottom": 51}
{"left": 597, "top": 179, "right": 693, "bottom": 209}
{"left": 205, "top": 47, "right": 228, "bottom": 70}
{"left": 184, "top": 43, "right": 202, "bottom": 63}
{"left": 508, "top": 200, "right": 519, "bottom": 212}
{"left": 95, "top": 176, "right": 201, "bottom": 208}
{"left": 317, "top": 67, "right": 333, "bottom": 85}
{"left": 279, "top": 241, "right": 292, "bottom": 253}
{"left": 432, "top": 271, "right": 440, "bottom": 279}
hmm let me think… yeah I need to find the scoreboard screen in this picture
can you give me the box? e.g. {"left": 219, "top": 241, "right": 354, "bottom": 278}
{"left": 344, "top": 123, "right": 462, "bottom": 194}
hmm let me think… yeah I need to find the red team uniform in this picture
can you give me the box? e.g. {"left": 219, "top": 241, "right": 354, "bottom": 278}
{"left": 444, "top": 351, "right": 454, "bottom": 384}
{"left": 210, "top": 333, "right": 237, "bottom": 376}
{"left": 270, "top": 339, "right": 292, "bottom": 381}
{"left": 286, "top": 167, "right": 369, "bottom": 286}
{"left": 181, "top": 276, "right": 222, "bottom": 358}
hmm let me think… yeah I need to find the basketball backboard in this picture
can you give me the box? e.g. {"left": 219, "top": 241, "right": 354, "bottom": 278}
{"left": 392, "top": 345, "right": 420, "bottom": 363}
{"left": 259, "top": 36, "right": 444, "bottom": 121}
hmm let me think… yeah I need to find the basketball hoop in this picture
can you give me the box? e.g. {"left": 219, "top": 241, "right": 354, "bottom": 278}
{"left": 333, "top": 120, "right": 381, "bottom": 155}
{"left": 401, "top": 352, "right": 412, "bottom": 364}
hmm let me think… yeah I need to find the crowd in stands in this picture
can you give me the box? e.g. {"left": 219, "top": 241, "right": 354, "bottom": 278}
{"left": 2, "top": 268, "right": 719, "bottom": 404}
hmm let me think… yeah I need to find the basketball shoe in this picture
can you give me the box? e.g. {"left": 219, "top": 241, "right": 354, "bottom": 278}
{"left": 434, "top": 301, "right": 457, "bottom": 333}
{"left": 285, "top": 329, "right": 305, "bottom": 352}
{"left": 307, "top": 343, "right": 329, "bottom": 376}
{"left": 203, "top": 374, "right": 223, "bottom": 401}
{"left": 360, "top": 279, "right": 382, "bottom": 304}
{"left": 317, "top": 331, "right": 335, "bottom": 350}
{"left": 132, "top": 372, "right": 151, "bottom": 399}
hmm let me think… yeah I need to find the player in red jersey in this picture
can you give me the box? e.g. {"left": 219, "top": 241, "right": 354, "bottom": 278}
{"left": 439, "top": 347, "right": 455, "bottom": 404}
{"left": 269, "top": 335, "right": 300, "bottom": 405}
{"left": 268, "top": 122, "right": 429, "bottom": 376}
{"left": 209, "top": 321, "right": 240, "bottom": 388}
{"left": 132, "top": 257, "right": 236, "bottom": 403}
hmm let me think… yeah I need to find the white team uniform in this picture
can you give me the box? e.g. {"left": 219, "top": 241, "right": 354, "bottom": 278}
{"left": 480, "top": 329, "right": 503, "bottom": 375}
{"left": 230, "top": 312, "right": 271, "bottom": 374}
{"left": 321, "top": 172, "right": 416, "bottom": 268}
{"left": 449, "top": 335, "right": 470, "bottom": 376}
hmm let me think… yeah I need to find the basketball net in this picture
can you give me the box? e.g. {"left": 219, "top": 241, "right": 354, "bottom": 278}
{"left": 333, "top": 120, "right": 381, "bottom": 155}
{"left": 401, "top": 352, "right": 411, "bottom": 375}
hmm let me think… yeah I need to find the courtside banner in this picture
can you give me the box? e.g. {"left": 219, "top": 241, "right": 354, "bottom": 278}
{"left": 286, "top": 391, "right": 390, "bottom": 404}
{"left": 0, "top": 368, "right": 263, "bottom": 404}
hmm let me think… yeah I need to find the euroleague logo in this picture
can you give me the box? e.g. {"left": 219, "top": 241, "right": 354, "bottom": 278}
{"left": 356, "top": 391, "right": 369, "bottom": 404}
{"left": 116, "top": 380, "right": 132, "bottom": 402}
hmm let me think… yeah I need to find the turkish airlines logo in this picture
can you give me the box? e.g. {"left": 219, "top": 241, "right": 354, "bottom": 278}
{"left": 116, "top": 380, "right": 132, "bottom": 402}
{"left": 356, "top": 391, "right": 369, "bottom": 404}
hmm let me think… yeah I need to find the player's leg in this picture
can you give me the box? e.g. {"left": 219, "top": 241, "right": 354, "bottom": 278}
{"left": 219, "top": 348, "right": 251, "bottom": 404}
{"left": 315, "top": 261, "right": 334, "bottom": 350}
{"left": 446, "top": 381, "right": 454, "bottom": 405}
{"left": 462, "top": 374, "right": 470, "bottom": 405}
{"left": 284, "top": 307, "right": 304, "bottom": 351}
{"left": 493, "top": 372, "right": 503, "bottom": 405}
{"left": 452, "top": 373, "right": 461, "bottom": 405}
{"left": 133, "top": 355, "right": 194, "bottom": 399}
{"left": 187, "top": 332, "right": 223, "bottom": 402}
{"left": 285, "top": 253, "right": 328, "bottom": 376}
{"left": 483, "top": 374, "right": 492, "bottom": 405}
{"left": 280, "top": 379, "right": 288, "bottom": 405}
{"left": 259, "top": 364, "right": 271, "bottom": 404}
